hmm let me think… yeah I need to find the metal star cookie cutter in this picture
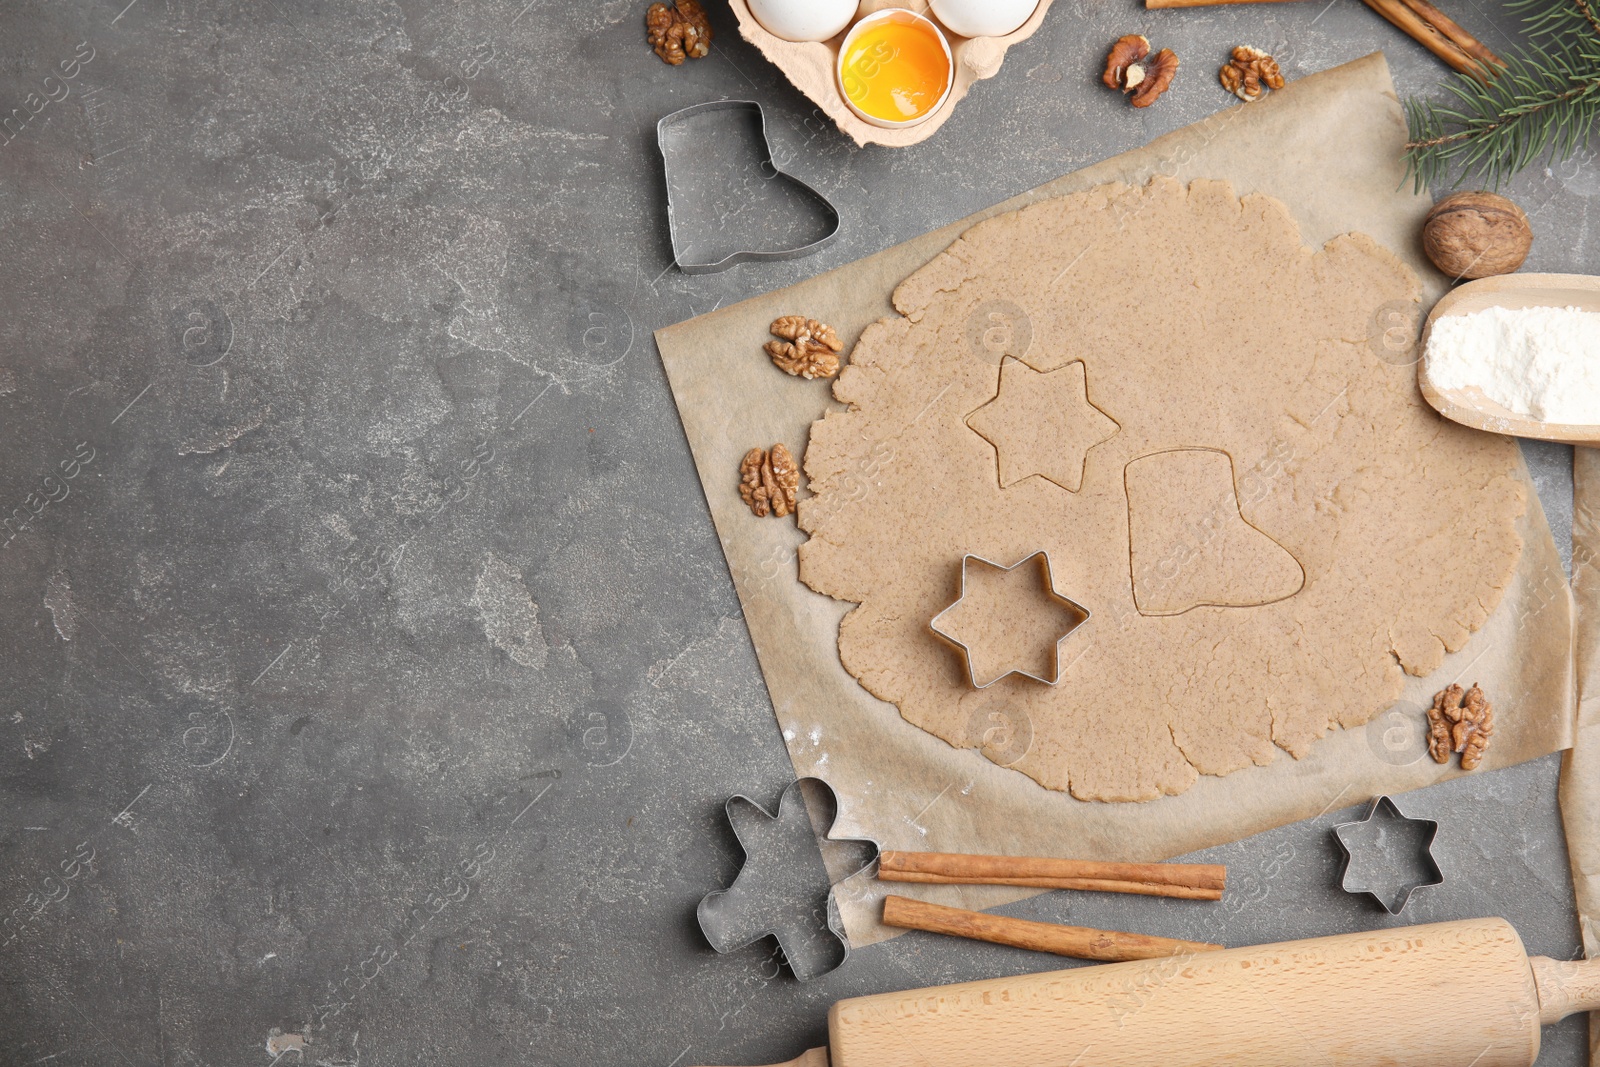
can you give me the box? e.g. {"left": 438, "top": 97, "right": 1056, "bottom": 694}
{"left": 1332, "top": 795, "right": 1444, "bottom": 914}
{"left": 656, "top": 100, "right": 841, "bottom": 275}
{"left": 697, "top": 777, "right": 877, "bottom": 981}
{"left": 929, "top": 550, "right": 1090, "bottom": 689}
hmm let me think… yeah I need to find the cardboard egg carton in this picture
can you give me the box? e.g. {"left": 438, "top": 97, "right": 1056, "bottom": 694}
{"left": 727, "top": 0, "right": 1055, "bottom": 148}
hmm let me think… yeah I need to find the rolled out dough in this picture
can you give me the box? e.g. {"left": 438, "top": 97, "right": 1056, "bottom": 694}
{"left": 796, "top": 177, "right": 1526, "bottom": 802}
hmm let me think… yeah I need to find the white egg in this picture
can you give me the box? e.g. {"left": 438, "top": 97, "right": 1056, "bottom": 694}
{"left": 928, "top": 0, "right": 1039, "bottom": 38}
{"left": 747, "top": 0, "right": 860, "bottom": 42}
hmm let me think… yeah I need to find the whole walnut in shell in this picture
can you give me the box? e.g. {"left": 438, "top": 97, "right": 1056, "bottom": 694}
{"left": 1422, "top": 192, "right": 1532, "bottom": 280}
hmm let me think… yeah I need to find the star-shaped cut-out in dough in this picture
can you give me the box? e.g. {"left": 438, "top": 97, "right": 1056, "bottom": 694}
{"left": 966, "top": 358, "right": 1119, "bottom": 492}
{"left": 930, "top": 552, "right": 1088, "bottom": 688}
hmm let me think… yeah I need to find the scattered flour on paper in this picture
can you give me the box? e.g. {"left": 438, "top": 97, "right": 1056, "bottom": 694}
{"left": 1426, "top": 304, "right": 1600, "bottom": 423}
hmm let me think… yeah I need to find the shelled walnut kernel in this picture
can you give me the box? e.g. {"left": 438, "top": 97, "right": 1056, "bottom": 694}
{"left": 1131, "top": 48, "right": 1179, "bottom": 108}
{"left": 739, "top": 444, "right": 799, "bottom": 519}
{"left": 1219, "top": 45, "right": 1285, "bottom": 101}
{"left": 646, "top": 0, "right": 712, "bottom": 65}
{"left": 765, "top": 316, "right": 844, "bottom": 379}
{"left": 1426, "top": 682, "right": 1495, "bottom": 770}
{"left": 1103, "top": 35, "right": 1149, "bottom": 90}
{"left": 1103, "top": 36, "right": 1178, "bottom": 109}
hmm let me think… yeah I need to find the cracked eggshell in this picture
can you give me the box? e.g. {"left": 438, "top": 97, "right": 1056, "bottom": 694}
{"left": 929, "top": 0, "right": 1039, "bottom": 38}
{"left": 747, "top": 0, "right": 860, "bottom": 42}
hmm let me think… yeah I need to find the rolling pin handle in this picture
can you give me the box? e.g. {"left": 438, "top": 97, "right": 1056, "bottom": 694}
{"left": 1531, "top": 956, "right": 1600, "bottom": 1024}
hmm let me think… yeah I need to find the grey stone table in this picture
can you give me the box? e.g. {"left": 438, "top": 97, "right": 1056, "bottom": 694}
{"left": 0, "top": 2, "right": 1593, "bottom": 1065}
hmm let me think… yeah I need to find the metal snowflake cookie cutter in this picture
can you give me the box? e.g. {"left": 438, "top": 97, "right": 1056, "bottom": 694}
{"left": 656, "top": 100, "right": 841, "bottom": 275}
{"left": 697, "top": 777, "right": 876, "bottom": 981}
{"left": 1332, "top": 795, "right": 1444, "bottom": 914}
{"left": 929, "top": 551, "right": 1091, "bottom": 689}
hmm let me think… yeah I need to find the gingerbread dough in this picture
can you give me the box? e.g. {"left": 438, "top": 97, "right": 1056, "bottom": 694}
{"left": 797, "top": 177, "right": 1526, "bottom": 802}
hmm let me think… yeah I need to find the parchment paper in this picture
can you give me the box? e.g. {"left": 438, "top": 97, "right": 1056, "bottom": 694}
{"left": 656, "top": 54, "right": 1576, "bottom": 947}
{"left": 1567, "top": 447, "right": 1600, "bottom": 1065}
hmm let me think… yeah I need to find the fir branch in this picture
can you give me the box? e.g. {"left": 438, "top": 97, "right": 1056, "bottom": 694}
{"left": 1404, "top": 0, "right": 1600, "bottom": 188}
{"left": 1573, "top": 0, "right": 1600, "bottom": 36}
{"left": 1513, "top": 0, "right": 1600, "bottom": 44}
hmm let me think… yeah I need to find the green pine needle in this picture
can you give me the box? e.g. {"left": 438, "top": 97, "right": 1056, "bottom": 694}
{"left": 1403, "top": 0, "right": 1600, "bottom": 189}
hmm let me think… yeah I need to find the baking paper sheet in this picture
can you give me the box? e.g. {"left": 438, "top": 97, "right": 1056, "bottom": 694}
{"left": 1567, "top": 446, "right": 1599, "bottom": 1065}
{"left": 656, "top": 54, "right": 1576, "bottom": 947}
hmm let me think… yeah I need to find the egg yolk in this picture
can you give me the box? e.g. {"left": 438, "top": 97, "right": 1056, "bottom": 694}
{"left": 840, "top": 21, "right": 950, "bottom": 122}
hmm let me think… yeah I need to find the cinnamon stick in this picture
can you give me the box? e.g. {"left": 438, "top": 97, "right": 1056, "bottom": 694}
{"left": 882, "top": 895, "right": 1224, "bottom": 962}
{"left": 1143, "top": 0, "right": 1502, "bottom": 79}
{"left": 1394, "top": 0, "right": 1503, "bottom": 69}
{"left": 879, "top": 850, "right": 1226, "bottom": 900}
{"left": 881, "top": 871, "right": 1224, "bottom": 900}
{"left": 1358, "top": 0, "right": 1489, "bottom": 79}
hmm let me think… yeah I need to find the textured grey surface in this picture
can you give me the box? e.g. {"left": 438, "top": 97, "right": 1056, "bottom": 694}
{"left": 0, "top": 2, "right": 1591, "bottom": 1065}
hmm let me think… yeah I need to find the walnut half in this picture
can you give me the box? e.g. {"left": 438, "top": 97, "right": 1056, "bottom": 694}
{"left": 1103, "top": 36, "right": 1177, "bottom": 107}
{"left": 646, "top": 0, "right": 712, "bottom": 66}
{"left": 739, "top": 443, "right": 799, "bottom": 518}
{"left": 1103, "top": 35, "right": 1150, "bottom": 91}
{"left": 1129, "top": 48, "right": 1179, "bottom": 108}
{"left": 765, "top": 315, "right": 843, "bottom": 379}
{"left": 1427, "top": 682, "right": 1495, "bottom": 770}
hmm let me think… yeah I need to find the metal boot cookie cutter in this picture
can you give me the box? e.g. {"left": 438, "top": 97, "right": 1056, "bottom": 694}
{"left": 930, "top": 550, "right": 1090, "bottom": 688}
{"left": 657, "top": 100, "right": 840, "bottom": 275}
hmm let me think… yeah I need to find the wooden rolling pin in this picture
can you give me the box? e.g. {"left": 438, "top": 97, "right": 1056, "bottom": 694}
{"left": 700, "top": 917, "right": 1600, "bottom": 1067}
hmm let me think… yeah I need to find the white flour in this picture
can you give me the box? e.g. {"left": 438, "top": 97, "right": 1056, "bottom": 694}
{"left": 1425, "top": 304, "right": 1600, "bottom": 423}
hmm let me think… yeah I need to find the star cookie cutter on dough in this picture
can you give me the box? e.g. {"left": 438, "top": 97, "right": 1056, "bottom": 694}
{"left": 697, "top": 777, "right": 876, "bottom": 981}
{"left": 656, "top": 100, "right": 841, "bottom": 275}
{"left": 1332, "top": 795, "right": 1444, "bottom": 915}
{"left": 929, "top": 550, "right": 1090, "bottom": 689}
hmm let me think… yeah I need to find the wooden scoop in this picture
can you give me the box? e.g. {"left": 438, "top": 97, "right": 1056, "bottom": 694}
{"left": 1418, "top": 272, "right": 1600, "bottom": 446}
{"left": 699, "top": 917, "right": 1600, "bottom": 1067}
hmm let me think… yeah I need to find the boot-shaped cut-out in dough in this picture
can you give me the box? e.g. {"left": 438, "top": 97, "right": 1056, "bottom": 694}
{"left": 1125, "top": 448, "right": 1304, "bottom": 616}
{"left": 965, "top": 358, "right": 1119, "bottom": 492}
